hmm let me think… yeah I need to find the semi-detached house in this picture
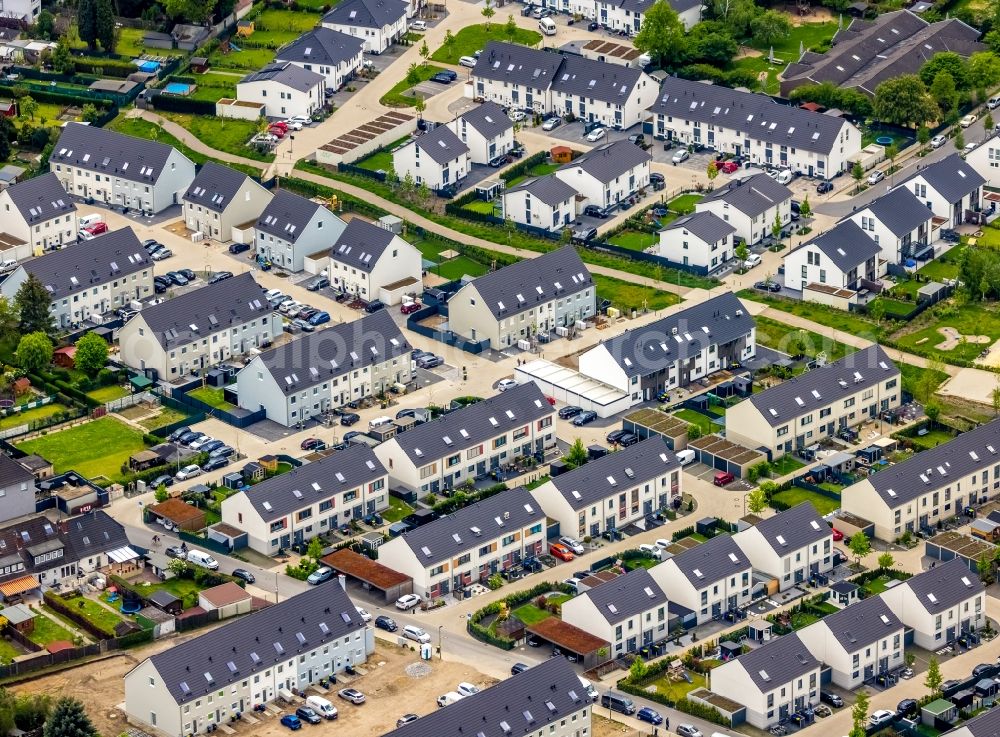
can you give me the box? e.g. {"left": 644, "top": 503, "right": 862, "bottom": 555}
{"left": 392, "top": 124, "right": 469, "bottom": 192}
{"left": 181, "top": 162, "right": 272, "bottom": 243}
{"left": 783, "top": 220, "right": 883, "bottom": 296}
{"left": 733, "top": 502, "right": 833, "bottom": 591}
{"left": 595, "top": 0, "right": 701, "bottom": 31}
{"left": 695, "top": 173, "right": 793, "bottom": 246}
{"left": 446, "top": 101, "right": 515, "bottom": 165}
{"left": 897, "top": 153, "right": 984, "bottom": 227}
{"left": 50, "top": 123, "right": 196, "bottom": 215}
{"left": 553, "top": 139, "right": 650, "bottom": 211}
{"left": 254, "top": 189, "right": 346, "bottom": 273}
{"left": 844, "top": 185, "right": 935, "bottom": 265}
{"left": 0, "top": 172, "right": 77, "bottom": 258}
{"left": 237, "top": 63, "right": 326, "bottom": 119}
{"left": 502, "top": 174, "right": 578, "bottom": 232}
{"left": 275, "top": 27, "right": 365, "bottom": 92}
{"left": 320, "top": 0, "right": 408, "bottom": 54}
{"left": 327, "top": 217, "right": 422, "bottom": 303}
{"left": 377, "top": 486, "right": 545, "bottom": 599}
{"left": 221, "top": 444, "right": 388, "bottom": 554}
{"left": 373, "top": 382, "right": 556, "bottom": 498}
{"left": 0, "top": 453, "right": 36, "bottom": 525}
{"left": 124, "top": 581, "right": 372, "bottom": 737}
{"left": 647, "top": 77, "right": 861, "bottom": 178}
{"left": 656, "top": 210, "right": 736, "bottom": 273}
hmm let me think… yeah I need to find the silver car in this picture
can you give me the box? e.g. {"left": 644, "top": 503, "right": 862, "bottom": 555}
{"left": 558, "top": 536, "right": 585, "bottom": 555}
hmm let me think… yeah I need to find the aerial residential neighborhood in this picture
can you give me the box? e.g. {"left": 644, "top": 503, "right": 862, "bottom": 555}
{"left": 0, "top": 1, "right": 999, "bottom": 737}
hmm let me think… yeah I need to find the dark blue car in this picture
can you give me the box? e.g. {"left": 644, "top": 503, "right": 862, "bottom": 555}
{"left": 280, "top": 715, "right": 302, "bottom": 730}
{"left": 636, "top": 708, "right": 663, "bottom": 726}
{"left": 308, "top": 311, "right": 331, "bottom": 326}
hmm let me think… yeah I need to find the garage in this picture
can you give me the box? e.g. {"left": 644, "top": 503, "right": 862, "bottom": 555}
{"left": 525, "top": 618, "right": 610, "bottom": 670}
{"left": 689, "top": 435, "right": 766, "bottom": 478}
{"left": 515, "top": 359, "right": 631, "bottom": 418}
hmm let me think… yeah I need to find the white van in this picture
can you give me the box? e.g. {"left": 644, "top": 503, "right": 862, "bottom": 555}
{"left": 185, "top": 549, "right": 219, "bottom": 570}
{"left": 539, "top": 17, "right": 557, "bottom": 34}
{"left": 436, "top": 691, "right": 464, "bottom": 707}
{"left": 676, "top": 448, "right": 696, "bottom": 466}
{"left": 305, "top": 695, "right": 338, "bottom": 720}
{"left": 989, "top": 96, "right": 1000, "bottom": 109}
{"left": 578, "top": 676, "right": 599, "bottom": 702}
{"left": 369, "top": 415, "right": 392, "bottom": 430}
{"left": 78, "top": 213, "right": 103, "bottom": 228}
{"left": 0, "top": 260, "right": 17, "bottom": 274}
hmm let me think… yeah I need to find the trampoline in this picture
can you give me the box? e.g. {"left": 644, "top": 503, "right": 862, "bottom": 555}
{"left": 875, "top": 136, "right": 894, "bottom": 146}
{"left": 120, "top": 589, "right": 142, "bottom": 614}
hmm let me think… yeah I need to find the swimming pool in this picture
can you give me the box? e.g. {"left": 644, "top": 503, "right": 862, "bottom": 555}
{"left": 163, "top": 82, "right": 194, "bottom": 96}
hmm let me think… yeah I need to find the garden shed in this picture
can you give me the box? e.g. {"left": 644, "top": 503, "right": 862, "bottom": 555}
{"left": 129, "top": 449, "right": 165, "bottom": 472}
{"left": 198, "top": 582, "right": 251, "bottom": 619}
{"left": 2, "top": 602, "right": 35, "bottom": 633}
{"left": 148, "top": 589, "right": 182, "bottom": 615}
{"left": 223, "top": 472, "right": 245, "bottom": 490}
{"left": 206, "top": 522, "right": 247, "bottom": 551}
{"left": 917, "top": 281, "right": 949, "bottom": 305}
{"left": 922, "top": 699, "right": 957, "bottom": 728}
{"left": 53, "top": 346, "right": 76, "bottom": 368}
{"left": 748, "top": 620, "right": 772, "bottom": 641}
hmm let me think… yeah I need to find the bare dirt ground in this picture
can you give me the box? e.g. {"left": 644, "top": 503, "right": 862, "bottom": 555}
{"left": 592, "top": 714, "right": 641, "bottom": 737}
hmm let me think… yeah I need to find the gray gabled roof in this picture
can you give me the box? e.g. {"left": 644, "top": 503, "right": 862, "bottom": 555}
{"left": 147, "top": 579, "right": 365, "bottom": 704}
{"left": 745, "top": 345, "right": 898, "bottom": 427}
{"left": 900, "top": 153, "right": 985, "bottom": 204}
{"left": 412, "top": 125, "right": 469, "bottom": 166}
{"left": 744, "top": 502, "right": 830, "bottom": 555}
{"left": 51, "top": 123, "right": 188, "bottom": 185}
{"left": 730, "top": 632, "right": 820, "bottom": 691}
{"left": 663, "top": 211, "right": 736, "bottom": 245}
{"left": 394, "top": 486, "right": 543, "bottom": 566}
{"left": 472, "top": 41, "right": 564, "bottom": 89}
{"left": 558, "top": 139, "right": 650, "bottom": 185}
{"left": 393, "top": 383, "right": 553, "bottom": 464}
{"left": 856, "top": 185, "right": 933, "bottom": 237}
{"left": 24, "top": 228, "right": 149, "bottom": 301}
{"left": 591, "top": 292, "right": 752, "bottom": 378}
{"left": 819, "top": 595, "right": 902, "bottom": 652}
{"left": 698, "top": 173, "right": 793, "bottom": 218}
{"left": 581, "top": 567, "right": 667, "bottom": 624}
{"left": 256, "top": 189, "right": 327, "bottom": 244}
{"left": 462, "top": 245, "right": 591, "bottom": 320}
{"left": 378, "top": 657, "right": 586, "bottom": 737}
{"left": 650, "top": 77, "right": 852, "bottom": 155}
{"left": 5, "top": 172, "right": 75, "bottom": 224}
{"left": 236, "top": 444, "right": 385, "bottom": 522}
{"left": 942, "top": 702, "right": 1000, "bottom": 737}
{"left": 183, "top": 162, "right": 254, "bottom": 214}
{"left": 458, "top": 101, "right": 513, "bottom": 141}
{"left": 898, "top": 558, "right": 984, "bottom": 615}
{"left": 662, "top": 533, "right": 749, "bottom": 588}
{"left": 864, "top": 418, "right": 1000, "bottom": 507}
{"left": 252, "top": 309, "right": 409, "bottom": 396}
{"left": 550, "top": 54, "right": 645, "bottom": 105}
{"left": 506, "top": 174, "right": 578, "bottom": 207}
{"left": 0, "top": 453, "right": 33, "bottom": 490}
{"left": 275, "top": 27, "right": 364, "bottom": 68}
{"left": 329, "top": 217, "right": 396, "bottom": 273}
{"left": 549, "top": 436, "right": 678, "bottom": 510}
{"left": 796, "top": 219, "right": 880, "bottom": 273}
{"left": 322, "top": 0, "right": 407, "bottom": 29}
{"left": 139, "top": 272, "right": 268, "bottom": 350}
{"left": 240, "top": 62, "right": 324, "bottom": 91}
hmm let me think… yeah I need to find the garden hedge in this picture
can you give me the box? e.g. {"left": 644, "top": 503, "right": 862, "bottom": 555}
{"left": 468, "top": 581, "right": 576, "bottom": 649}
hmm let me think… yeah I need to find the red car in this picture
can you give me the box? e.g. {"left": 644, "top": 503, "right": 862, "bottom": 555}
{"left": 400, "top": 301, "right": 422, "bottom": 314}
{"left": 545, "top": 396, "right": 556, "bottom": 405}
{"left": 82, "top": 222, "right": 108, "bottom": 238}
{"left": 268, "top": 126, "right": 286, "bottom": 139}
{"left": 713, "top": 471, "right": 735, "bottom": 486}
{"left": 720, "top": 161, "right": 739, "bottom": 174}
{"left": 832, "top": 528, "right": 843, "bottom": 541}
{"left": 270, "top": 121, "right": 288, "bottom": 131}
{"left": 549, "top": 543, "right": 575, "bottom": 561}
{"left": 300, "top": 437, "right": 321, "bottom": 450}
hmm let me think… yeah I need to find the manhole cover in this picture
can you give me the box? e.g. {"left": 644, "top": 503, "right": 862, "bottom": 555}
{"left": 405, "top": 662, "right": 432, "bottom": 678}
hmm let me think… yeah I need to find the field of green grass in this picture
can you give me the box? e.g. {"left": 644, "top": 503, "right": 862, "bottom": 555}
{"left": 109, "top": 117, "right": 262, "bottom": 177}
{"left": 894, "top": 303, "right": 1000, "bottom": 363}
{"left": 0, "top": 402, "right": 70, "bottom": 431}
{"left": 0, "top": 638, "right": 22, "bottom": 663}
{"left": 384, "top": 497, "right": 413, "bottom": 523}
{"left": 608, "top": 229, "right": 657, "bottom": 251}
{"left": 738, "top": 290, "right": 880, "bottom": 337}
{"left": 356, "top": 136, "right": 412, "bottom": 172}
{"left": 115, "top": 26, "right": 186, "bottom": 57}
{"left": 748, "top": 21, "right": 837, "bottom": 59}
{"left": 74, "top": 596, "right": 125, "bottom": 631}
{"left": 646, "top": 670, "right": 707, "bottom": 703}
{"left": 771, "top": 485, "right": 840, "bottom": 516}
{"left": 434, "top": 255, "right": 488, "bottom": 279}
{"left": 504, "top": 162, "right": 561, "bottom": 188}
{"left": 667, "top": 193, "right": 703, "bottom": 214}
{"left": 159, "top": 112, "right": 274, "bottom": 163}
{"left": 184, "top": 72, "right": 239, "bottom": 102}
{"left": 730, "top": 57, "right": 780, "bottom": 95}
{"left": 27, "top": 612, "right": 78, "bottom": 646}
{"left": 462, "top": 199, "right": 497, "bottom": 215}
{"left": 87, "top": 385, "right": 129, "bottom": 403}
{"left": 188, "top": 386, "right": 236, "bottom": 411}
{"left": 380, "top": 65, "right": 448, "bottom": 107}
{"left": 672, "top": 408, "right": 715, "bottom": 435}
{"left": 430, "top": 24, "right": 541, "bottom": 65}
{"left": 770, "top": 455, "right": 805, "bottom": 476}
{"left": 917, "top": 248, "right": 964, "bottom": 281}
{"left": 593, "top": 273, "right": 680, "bottom": 311}
{"left": 137, "top": 406, "right": 192, "bottom": 432}
{"left": 16, "top": 417, "right": 147, "bottom": 484}
{"left": 754, "top": 316, "right": 857, "bottom": 363}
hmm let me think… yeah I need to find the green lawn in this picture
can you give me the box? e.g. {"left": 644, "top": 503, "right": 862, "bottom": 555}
{"left": 27, "top": 612, "right": 78, "bottom": 646}
{"left": 918, "top": 248, "right": 964, "bottom": 282}
{"left": 594, "top": 273, "right": 680, "bottom": 312}
{"left": 114, "top": 26, "right": 186, "bottom": 57}
{"left": 208, "top": 46, "right": 277, "bottom": 71}
{"left": 159, "top": 112, "right": 274, "bottom": 162}
{"left": 608, "top": 229, "right": 657, "bottom": 251}
{"left": 137, "top": 577, "right": 204, "bottom": 601}
{"left": 462, "top": 199, "right": 497, "bottom": 215}
{"left": 188, "top": 386, "right": 236, "bottom": 411}
{"left": 738, "top": 290, "right": 881, "bottom": 338}
{"left": 646, "top": 670, "right": 707, "bottom": 703}
{"left": 86, "top": 385, "right": 129, "bottom": 403}
{"left": 894, "top": 303, "right": 1000, "bottom": 363}
{"left": 356, "top": 136, "right": 413, "bottom": 172}
{"left": 667, "top": 193, "right": 703, "bottom": 215}
{"left": 0, "top": 637, "right": 22, "bottom": 663}
{"left": 184, "top": 72, "right": 239, "bottom": 103}
{"left": 380, "top": 65, "right": 448, "bottom": 107}
{"left": 434, "top": 255, "right": 489, "bottom": 280}
{"left": 754, "top": 316, "right": 857, "bottom": 363}
{"left": 904, "top": 427, "right": 958, "bottom": 451}
{"left": 430, "top": 24, "right": 542, "bottom": 64}
{"left": 864, "top": 575, "right": 893, "bottom": 595}
{"left": 730, "top": 56, "right": 780, "bottom": 95}
{"left": 70, "top": 596, "right": 125, "bottom": 633}
{"left": 504, "top": 162, "right": 561, "bottom": 188}
{"left": 899, "top": 363, "right": 948, "bottom": 402}
{"left": 624, "top": 557, "right": 659, "bottom": 570}
{"left": 254, "top": 8, "right": 323, "bottom": 34}
{"left": 771, "top": 485, "right": 840, "bottom": 516}
{"left": 138, "top": 406, "right": 192, "bottom": 432}
{"left": 672, "top": 408, "right": 715, "bottom": 435}
{"left": 861, "top": 125, "right": 912, "bottom": 150}
{"left": 770, "top": 455, "right": 805, "bottom": 476}
{"left": 790, "top": 611, "right": 821, "bottom": 629}
{"left": 0, "top": 402, "right": 71, "bottom": 431}
{"left": 748, "top": 21, "right": 837, "bottom": 59}
{"left": 384, "top": 496, "right": 414, "bottom": 523}
{"left": 16, "top": 417, "right": 147, "bottom": 484}
{"left": 511, "top": 602, "right": 553, "bottom": 625}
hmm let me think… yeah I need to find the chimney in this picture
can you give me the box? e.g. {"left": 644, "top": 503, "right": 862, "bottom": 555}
{"left": 338, "top": 574, "right": 346, "bottom": 591}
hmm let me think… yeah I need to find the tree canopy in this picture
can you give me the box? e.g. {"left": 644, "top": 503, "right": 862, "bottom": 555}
{"left": 633, "top": 0, "right": 685, "bottom": 66}
{"left": 873, "top": 75, "right": 935, "bottom": 127}
{"left": 75, "top": 333, "right": 109, "bottom": 376}
{"left": 15, "top": 273, "right": 53, "bottom": 335}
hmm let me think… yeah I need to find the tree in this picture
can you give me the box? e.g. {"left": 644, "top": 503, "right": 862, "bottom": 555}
{"left": 877, "top": 551, "right": 894, "bottom": 570}
{"left": 154, "top": 484, "right": 169, "bottom": 503}
{"left": 0, "top": 134, "right": 10, "bottom": 164}
{"left": 481, "top": 0, "right": 495, "bottom": 28}
{"left": 52, "top": 38, "right": 74, "bottom": 76}
{"left": 414, "top": 95, "right": 426, "bottom": 117}
{"left": 885, "top": 143, "right": 899, "bottom": 174}
{"left": 924, "top": 656, "right": 943, "bottom": 697}
{"left": 18, "top": 95, "right": 37, "bottom": 121}
{"left": 925, "top": 399, "right": 942, "bottom": 427}
{"left": 14, "top": 694, "right": 50, "bottom": 732}
{"left": 977, "top": 551, "right": 994, "bottom": 583}
{"left": 848, "top": 531, "right": 871, "bottom": 566}
{"left": 15, "top": 274, "right": 53, "bottom": 335}
{"left": 565, "top": 438, "right": 588, "bottom": 468}
{"left": 444, "top": 29, "right": 455, "bottom": 48}
{"left": 633, "top": 0, "right": 685, "bottom": 67}
{"left": 799, "top": 196, "right": 811, "bottom": 218}
{"left": 746, "top": 487, "right": 767, "bottom": 514}
{"left": 919, "top": 51, "right": 969, "bottom": 89}
{"left": 306, "top": 536, "right": 323, "bottom": 562}
{"left": 706, "top": 160, "right": 718, "bottom": 187}
{"left": 868, "top": 299, "right": 885, "bottom": 327}
{"left": 15, "top": 332, "right": 53, "bottom": 373}
{"left": 850, "top": 689, "right": 869, "bottom": 737}
{"left": 164, "top": 0, "right": 214, "bottom": 23}
{"left": 77, "top": 0, "right": 97, "bottom": 49}
{"left": 419, "top": 40, "right": 429, "bottom": 61}
{"left": 930, "top": 71, "right": 959, "bottom": 118}
{"left": 954, "top": 128, "right": 966, "bottom": 151}
{"left": 0, "top": 689, "right": 15, "bottom": 737}
{"left": 96, "top": 0, "right": 116, "bottom": 52}
{"left": 505, "top": 14, "right": 518, "bottom": 41}
{"left": 968, "top": 52, "right": 1000, "bottom": 97}
{"left": 734, "top": 242, "right": 749, "bottom": 270}
{"left": 851, "top": 161, "right": 864, "bottom": 191}
{"left": 749, "top": 10, "right": 791, "bottom": 47}
{"left": 0, "top": 296, "right": 18, "bottom": 342}
{"left": 43, "top": 698, "right": 97, "bottom": 737}
{"left": 986, "top": 112, "right": 995, "bottom": 133}
{"left": 406, "top": 63, "right": 421, "bottom": 86}
{"left": 34, "top": 9, "right": 55, "bottom": 39}
{"left": 873, "top": 75, "right": 934, "bottom": 127}
{"left": 629, "top": 656, "right": 648, "bottom": 682}
{"left": 918, "top": 125, "right": 931, "bottom": 149}
{"left": 770, "top": 211, "right": 782, "bottom": 248}
{"left": 81, "top": 104, "right": 101, "bottom": 125}
{"left": 75, "top": 332, "right": 108, "bottom": 376}
{"left": 711, "top": 0, "right": 759, "bottom": 37}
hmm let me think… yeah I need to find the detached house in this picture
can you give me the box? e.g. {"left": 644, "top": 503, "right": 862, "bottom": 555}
{"left": 553, "top": 139, "right": 651, "bottom": 212}
{"left": 377, "top": 486, "right": 545, "bottom": 599}
{"left": 392, "top": 124, "right": 469, "bottom": 192}
{"left": 320, "top": 0, "right": 408, "bottom": 54}
{"left": 0, "top": 172, "right": 77, "bottom": 258}
{"left": 275, "top": 27, "right": 365, "bottom": 92}
{"left": 237, "top": 63, "right": 326, "bottom": 119}
{"left": 328, "top": 217, "right": 422, "bottom": 303}
{"left": 235, "top": 310, "right": 412, "bottom": 427}
{"left": 695, "top": 173, "right": 793, "bottom": 246}
{"left": 898, "top": 153, "right": 984, "bottom": 227}
{"left": 733, "top": 502, "right": 833, "bottom": 591}
{"left": 0, "top": 228, "right": 153, "bottom": 330}
{"left": 373, "top": 382, "right": 556, "bottom": 497}
{"left": 502, "top": 175, "right": 578, "bottom": 232}
{"left": 446, "top": 102, "right": 515, "bottom": 165}
{"left": 561, "top": 568, "right": 669, "bottom": 655}
{"left": 879, "top": 558, "right": 985, "bottom": 649}
{"left": 221, "top": 444, "right": 388, "bottom": 554}
{"left": 710, "top": 633, "right": 821, "bottom": 729}
{"left": 727, "top": 345, "right": 900, "bottom": 458}
{"left": 798, "top": 596, "right": 904, "bottom": 689}
{"left": 595, "top": 0, "right": 701, "bottom": 32}
{"left": 845, "top": 185, "right": 935, "bottom": 264}
{"left": 782, "top": 219, "right": 883, "bottom": 295}
{"left": 447, "top": 245, "right": 595, "bottom": 348}
{"left": 577, "top": 292, "right": 755, "bottom": 403}
{"left": 181, "top": 162, "right": 272, "bottom": 243}
{"left": 118, "top": 272, "right": 280, "bottom": 379}
{"left": 530, "top": 436, "right": 680, "bottom": 539}
{"left": 254, "top": 189, "right": 346, "bottom": 273}
{"left": 656, "top": 210, "right": 736, "bottom": 273}
{"left": 50, "top": 123, "right": 196, "bottom": 214}
{"left": 650, "top": 533, "right": 753, "bottom": 624}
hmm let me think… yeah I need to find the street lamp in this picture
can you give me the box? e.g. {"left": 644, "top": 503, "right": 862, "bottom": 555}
{"left": 438, "top": 625, "right": 443, "bottom": 659}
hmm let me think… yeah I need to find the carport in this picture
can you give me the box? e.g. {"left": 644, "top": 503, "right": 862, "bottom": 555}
{"left": 622, "top": 408, "right": 690, "bottom": 450}
{"left": 148, "top": 498, "right": 206, "bottom": 532}
{"left": 526, "top": 618, "right": 609, "bottom": 669}
{"left": 322, "top": 548, "right": 413, "bottom": 604}
{"left": 515, "top": 359, "right": 630, "bottom": 418}
{"left": 689, "top": 435, "right": 766, "bottom": 478}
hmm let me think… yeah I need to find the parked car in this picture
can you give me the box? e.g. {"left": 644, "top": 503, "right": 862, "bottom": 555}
{"left": 713, "top": 471, "right": 735, "bottom": 486}
{"left": 338, "top": 689, "right": 365, "bottom": 705}
{"left": 202, "top": 456, "right": 230, "bottom": 472}
{"left": 754, "top": 280, "right": 781, "bottom": 292}
{"left": 396, "top": 593, "right": 422, "bottom": 610}
{"left": 200, "top": 439, "right": 224, "bottom": 453}
{"left": 638, "top": 543, "right": 662, "bottom": 560}
{"left": 295, "top": 708, "right": 321, "bottom": 725}
{"left": 931, "top": 134, "right": 947, "bottom": 148}
{"left": 558, "top": 405, "right": 582, "bottom": 419}
{"left": 306, "top": 276, "right": 329, "bottom": 291}
{"left": 410, "top": 19, "right": 427, "bottom": 29}
{"left": 375, "top": 615, "right": 398, "bottom": 632}
{"left": 742, "top": 253, "right": 762, "bottom": 269}
{"left": 585, "top": 127, "right": 606, "bottom": 142}
{"left": 720, "top": 161, "right": 739, "bottom": 174}
{"left": 571, "top": 410, "right": 597, "bottom": 426}
{"left": 542, "top": 116, "right": 561, "bottom": 131}
{"left": 301, "top": 437, "right": 323, "bottom": 450}
{"left": 675, "top": 726, "right": 702, "bottom": 737}
{"left": 456, "top": 682, "right": 480, "bottom": 697}
{"left": 340, "top": 412, "right": 361, "bottom": 426}
{"left": 867, "top": 169, "right": 885, "bottom": 185}
{"left": 558, "top": 536, "right": 585, "bottom": 555}
{"left": 488, "top": 154, "right": 510, "bottom": 168}
{"left": 961, "top": 114, "right": 977, "bottom": 127}
{"left": 307, "top": 566, "right": 334, "bottom": 585}
{"left": 209, "top": 445, "right": 235, "bottom": 459}
{"left": 459, "top": 55, "right": 478, "bottom": 67}
{"left": 291, "top": 318, "right": 315, "bottom": 333}
{"left": 151, "top": 474, "right": 174, "bottom": 488}
{"left": 209, "top": 271, "right": 233, "bottom": 284}
{"left": 152, "top": 247, "right": 173, "bottom": 261}
{"left": 497, "top": 378, "right": 518, "bottom": 392}
{"left": 820, "top": 692, "right": 843, "bottom": 708}
{"left": 355, "top": 606, "right": 372, "bottom": 622}
{"left": 549, "top": 542, "right": 575, "bottom": 561}
{"left": 816, "top": 180, "right": 834, "bottom": 194}
{"left": 188, "top": 435, "right": 215, "bottom": 451}
{"left": 364, "top": 300, "right": 385, "bottom": 314}
{"left": 403, "top": 624, "right": 431, "bottom": 643}
{"left": 672, "top": 149, "right": 690, "bottom": 164}
{"left": 606, "top": 429, "right": 630, "bottom": 444}
{"left": 400, "top": 301, "right": 421, "bottom": 314}
{"left": 431, "top": 72, "right": 453, "bottom": 84}
{"left": 280, "top": 715, "right": 302, "bottom": 731}
{"left": 896, "top": 699, "right": 918, "bottom": 718}
{"left": 231, "top": 568, "right": 255, "bottom": 584}
{"left": 308, "top": 311, "right": 331, "bottom": 326}
{"left": 832, "top": 528, "right": 844, "bottom": 541}
{"left": 583, "top": 204, "right": 608, "bottom": 219}
{"left": 510, "top": 662, "right": 530, "bottom": 675}
{"left": 636, "top": 707, "right": 663, "bottom": 726}
{"left": 416, "top": 354, "right": 444, "bottom": 369}
{"left": 165, "top": 545, "right": 186, "bottom": 559}
{"left": 178, "top": 268, "right": 196, "bottom": 282}
{"left": 869, "top": 710, "right": 895, "bottom": 728}
{"left": 972, "top": 663, "right": 995, "bottom": 678}
{"left": 396, "top": 714, "right": 419, "bottom": 728}
{"left": 166, "top": 271, "right": 189, "bottom": 286}
{"left": 508, "top": 110, "right": 527, "bottom": 123}
{"left": 618, "top": 432, "right": 639, "bottom": 446}
{"left": 229, "top": 242, "right": 251, "bottom": 254}
{"left": 175, "top": 464, "right": 202, "bottom": 481}
{"left": 80, "top": 222, "right": 109, "bottom": 239}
